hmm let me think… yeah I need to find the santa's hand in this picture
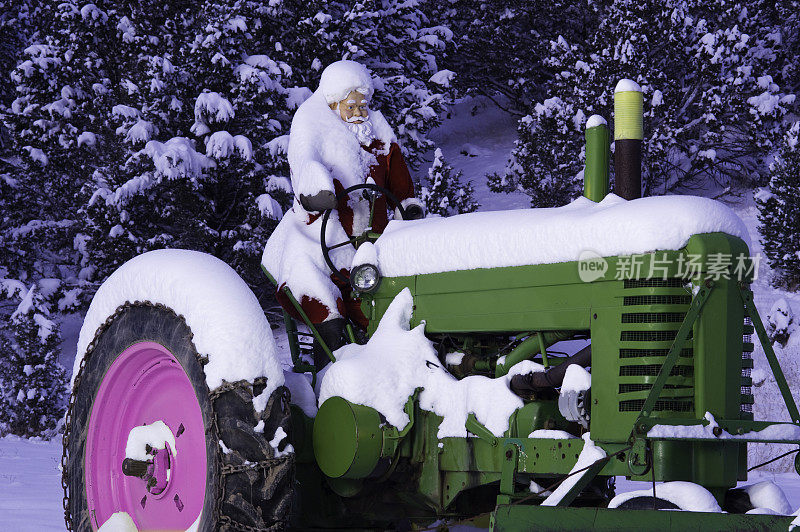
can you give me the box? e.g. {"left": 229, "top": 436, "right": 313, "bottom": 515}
{"left": 299, "top": 190, "right": 337, "bottom": 212}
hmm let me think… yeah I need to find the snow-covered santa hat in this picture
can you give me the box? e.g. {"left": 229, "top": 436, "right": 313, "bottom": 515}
{"left": 318, "top": 60, "right": 374, "bottom": 104}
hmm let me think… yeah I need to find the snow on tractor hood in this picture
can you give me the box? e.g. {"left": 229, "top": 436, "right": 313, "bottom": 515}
{"left": 74, "top": 249, "right": 284, "bottom": 394}
{"left": 374, "top": 193, "right": 750, "bottom": 277}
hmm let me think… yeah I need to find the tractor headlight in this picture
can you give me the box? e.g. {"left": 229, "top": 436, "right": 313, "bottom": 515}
{"left": 351, "top": 263, "right": 381, "bottom": 293}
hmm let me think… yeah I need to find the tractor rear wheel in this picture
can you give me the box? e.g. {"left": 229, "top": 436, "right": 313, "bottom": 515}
{"left": 64, "top": 304, "right": 293, "bottom": 530}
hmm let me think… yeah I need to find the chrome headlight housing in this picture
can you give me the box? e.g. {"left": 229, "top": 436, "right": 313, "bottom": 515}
{"left": 350, "top": 263, "right": 381, "bottom": 293}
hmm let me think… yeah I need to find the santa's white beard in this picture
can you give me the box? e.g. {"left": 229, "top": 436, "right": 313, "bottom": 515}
{"left": 345, "top": 118, "right": 375, "bottom": 146}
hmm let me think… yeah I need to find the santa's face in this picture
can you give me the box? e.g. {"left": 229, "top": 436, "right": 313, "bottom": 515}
{"left": 331, "top": 91, "right": 369, "bottom": 123}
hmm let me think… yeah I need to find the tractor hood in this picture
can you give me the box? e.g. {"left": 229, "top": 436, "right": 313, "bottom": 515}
{"left": 373, "top": 194, "right": 749, "bottom": 277}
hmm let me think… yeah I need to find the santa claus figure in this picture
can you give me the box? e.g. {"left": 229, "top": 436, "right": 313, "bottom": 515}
{"left": 263, "top": 60, "right": 424, "bottom": 369}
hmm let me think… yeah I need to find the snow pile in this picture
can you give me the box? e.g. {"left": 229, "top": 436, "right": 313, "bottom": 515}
{"left": 205, "top": 131, "right": 253, "bottom": 160}
{"left": 614, "top": 79, "right": 641, "bottom": 93}
{"left": 193, "top": 92, "right": 234, "bottom": 125}
{"left": 529, "top": 429, "right": 577, "bottom": 439}
{"left": 125, "top": 421, "right": 176, "bottom": 461}
{"left": 767, "top": 298, "right": 798, "bottom": 347}
{"left": 561, "top": 364, "right": 591, "bottom": 393}
{"left": 609, "top": 481, "right": 722, "bottom": 512}
{"left": 541, "top": 433, "right": 605, "bottom": 506}
{"left": 318, "top": 289, "right": 529, "bottom": 438}
{"left": 429, "top": 69, "right": 455, "bottom": 87}
{"left": 287, "top": 61, "right": 396, "bottom": 199}
{"left": 143, "top": 137, "right": 215, "bottom": 180}
{"left": 318, "top": 60, "right": 374, "bottom": 104}
{"left": 98, "top": 512, "right": 138, "bottom": 531}
{"left": 647, "top": 412, "right": 800, "bottom": 441}
{"left": 23, "top": 146, "right": 48, "bottom": 165}
{"left": 75, "top": 249, "right": 283, "bottom": 394}
{"left": 78, "top": 131, "right": 97, "bottom": 147}
{"left": 742, "top": 480, "right": 792, "bottom": 515}
{"left": 585, "top": 115, "right": 607, "bottom": 128}
{"left": 373, "top": 194, "right": 750, "bottom": 277}
{"left": 269, "top": 426, "right": 294, "bottom": 458}
{"left": 255, "top": 193, "right": 282, "bottom": 220}
{"left": 351, "top": 241, "right": 378, "bottom": 269}
{"left": 444, "top": 352, "right": 465, "bottom": 366}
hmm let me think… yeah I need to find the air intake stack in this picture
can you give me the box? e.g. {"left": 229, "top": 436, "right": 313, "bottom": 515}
{"left": 613, "top": 79, "right": 643, "bottom": 200}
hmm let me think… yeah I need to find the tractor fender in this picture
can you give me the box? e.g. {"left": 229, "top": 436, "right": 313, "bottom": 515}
{"left": 74, "top": 249, "right": 283, "bottom": 394}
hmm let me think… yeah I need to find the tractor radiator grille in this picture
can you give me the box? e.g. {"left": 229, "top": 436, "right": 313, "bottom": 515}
{"left": 618, "top": 278, "right": 694, "bottom": 415}
{"left": 624, "top": 279, "right": 686, "bottom": 289}
{"left": 619, "top": 383, "right": 692, "bottom": 393}
{"left": 623, "top": 295, "right": 692, "bottom": 306}
{"left": 620, "top": 330, "right": 692, "bottom": 342}
{"left": 742, "top": 316, "right": 754, "bottom": 414}
{"left": 620, "top": 348, "right": 692, "bottom": 358}
{"left": 619, "top": 399, "right": 694, "bottom": 412}
{"left": 619, "top": 364, "right": 693, "bottom": 377}
{"left": 622, "top": 312, "right": 686, "bottom": 323}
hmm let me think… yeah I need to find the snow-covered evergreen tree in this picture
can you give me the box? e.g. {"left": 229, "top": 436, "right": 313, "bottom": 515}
{"left": 81, "top": 0, "right": 291, "bottom": 292}
{"left": 0, "top": 284, "right": 67, "bottom": 438}
{"left": 488, "top": 93, "right": 587, "bottom": 207}
{"left": 492, "top": 0, "right": 794, "bottom": 207}
{"left": 757, "top": 122, "right": 800, "bottom": 290}
{"left": 436, "top": 0, "right": 598, "bottom": 114}
{"left": 3, "top": 1, "right": 117, "bottom": 302}
{"left": 421, "top": 148, "right": 478, "bottom": 216}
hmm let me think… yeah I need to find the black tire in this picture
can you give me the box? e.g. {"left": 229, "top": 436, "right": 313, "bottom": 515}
{"left": 614, "top": 495, "right": 680, "bottom": 510}
{"left": 65, "top": 304, "right": 294, "bottom": 530}
{"left": 723, "top": 487, "right": 755, "bottom": 514}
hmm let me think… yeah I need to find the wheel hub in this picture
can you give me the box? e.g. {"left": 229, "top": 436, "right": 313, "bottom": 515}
{"left": 121, "top": 441, "right": 174, "bottom": 496}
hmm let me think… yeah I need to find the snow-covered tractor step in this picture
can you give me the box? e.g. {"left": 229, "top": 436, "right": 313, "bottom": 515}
{"left": 62, "top": 250, "right": 293, "bottom": 530}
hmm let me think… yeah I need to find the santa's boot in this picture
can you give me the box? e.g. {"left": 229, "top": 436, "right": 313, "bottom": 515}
{"left": 313, "top": 317, "right": 348, "bottom": 371}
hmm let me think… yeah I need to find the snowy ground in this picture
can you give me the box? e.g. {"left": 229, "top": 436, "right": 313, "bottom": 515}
{"left": 0, "top": 437, "right": 65, "bottom": 530}
{"left": 3, "top": 435, "right": 800, "bottom": 530}
{"left": 4, "top": 97, "right": 800, "bottom": 528}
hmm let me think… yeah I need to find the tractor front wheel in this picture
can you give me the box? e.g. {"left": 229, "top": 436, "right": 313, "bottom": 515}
{"left": 64, "top": 304, "right": 293, "bottom": 530}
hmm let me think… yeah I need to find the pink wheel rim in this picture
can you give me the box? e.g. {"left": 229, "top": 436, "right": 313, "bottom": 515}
{"left": 85, "top": 341, "right": 207, "bottom": 530}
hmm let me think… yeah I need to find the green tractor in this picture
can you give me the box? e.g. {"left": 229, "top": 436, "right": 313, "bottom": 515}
{"left": 64, "top": 81, "right": 800, "bottom": 531}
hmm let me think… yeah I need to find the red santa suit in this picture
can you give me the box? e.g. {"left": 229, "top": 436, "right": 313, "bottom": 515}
{"left": 262, "top": 61, "right": 422, "bottom": 328}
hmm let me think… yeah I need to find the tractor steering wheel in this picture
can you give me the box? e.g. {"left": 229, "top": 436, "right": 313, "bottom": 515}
{"left": 320, "top": 183, "right": 406, "bottom": 284}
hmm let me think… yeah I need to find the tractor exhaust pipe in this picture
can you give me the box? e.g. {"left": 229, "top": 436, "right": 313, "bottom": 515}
{"left": 509, "top": 345, "right": 591, "bottom": 398}
{"left": 613, "top": 79, "right": 643, "bottom": 200}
